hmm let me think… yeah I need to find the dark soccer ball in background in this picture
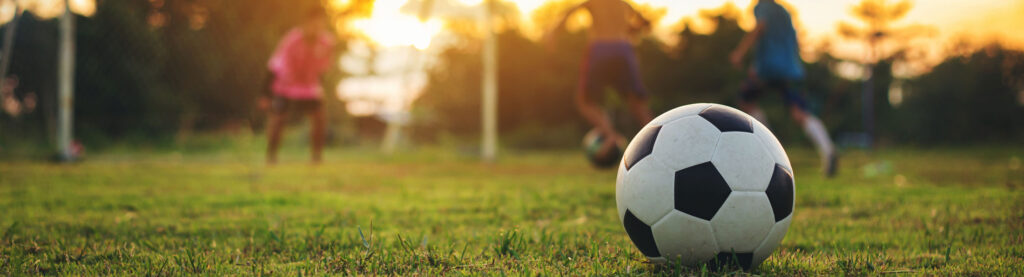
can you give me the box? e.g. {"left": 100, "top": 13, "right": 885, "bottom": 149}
{"left": 615, "top": 103, "right": 795, "bottom": 270}
{"left": 583, "top": 128, "right": 626, "bottom": 169}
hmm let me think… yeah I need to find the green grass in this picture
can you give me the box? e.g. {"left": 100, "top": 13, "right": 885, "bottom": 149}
{"left": 0, "top": 139, "right": 1022, "bottom": 275}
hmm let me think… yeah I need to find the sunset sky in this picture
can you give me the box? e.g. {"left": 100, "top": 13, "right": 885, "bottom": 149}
{"left": 3, "top": 0, "right": 1020, "bottom": 58}
{"left": 644, "top": 0, "right": 1023, "bottom": 60}
{"left": 335, "top": 0, "right": 1024, "bottom": 76}
{"left": 506, "top": 0, "right": 1024, "bottom": 62}
{"left": 334, "top": 0, "right": 1024, "bottom": 115}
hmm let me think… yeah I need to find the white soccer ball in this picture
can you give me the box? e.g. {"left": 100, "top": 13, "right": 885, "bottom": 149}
{"left": 615, "top": 103, "right": 795, "bottom": 270}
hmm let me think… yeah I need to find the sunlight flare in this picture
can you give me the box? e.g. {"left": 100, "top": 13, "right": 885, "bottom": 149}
{"left": 0, "top": 0, "right": 95, "bottom": 23}
{"left": 346, "top": 0, "right": 442, "bottom": 50}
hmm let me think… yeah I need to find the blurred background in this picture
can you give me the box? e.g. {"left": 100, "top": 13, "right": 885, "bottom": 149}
{"left": 0, "top": 0, "right": 1021, "bottom": 158}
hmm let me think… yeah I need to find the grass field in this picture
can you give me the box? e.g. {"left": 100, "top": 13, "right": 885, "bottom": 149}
{"left": 1, "top": 140, "right": 1022, "bottom": 275}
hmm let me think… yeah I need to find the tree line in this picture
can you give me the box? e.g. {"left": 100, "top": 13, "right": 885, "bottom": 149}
{"left": 416, "top": 5, "right": 1024, "bottom": 148}
{"left": 0, "top": 0, "right": 1021, "bottom": 152}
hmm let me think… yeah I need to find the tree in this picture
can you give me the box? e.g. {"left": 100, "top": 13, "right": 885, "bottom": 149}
{"left": 2, "top": 0, "right": 364, "bottom": 146}
{"left": 897, "top": 45, "right": 1024, "bottom": 144}
{"left": 836, "top": 0, "right": 932, "bottom": 146}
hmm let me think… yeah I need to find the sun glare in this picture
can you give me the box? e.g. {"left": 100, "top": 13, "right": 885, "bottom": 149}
{"left": 347, "top": 0, "right": 442, "bottom": 50}
{"left": 457, "top": 0, "right": 483, "bottom": 5}
{"left": 0, "top": 0, "right": 95, "bottom": 23}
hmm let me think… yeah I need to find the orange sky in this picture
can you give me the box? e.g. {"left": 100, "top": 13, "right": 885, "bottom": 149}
{"left": 5, "top": 0, "right": 1020, "bottom": 63}
{"left": 333, "top": 0, "right": 1024, "bottom": 115}
{"left": 342, "top": 0, "right": 1024, "bottom": 74}
{"left": 508, "top": 0, "right": 1024, "bottom": 62}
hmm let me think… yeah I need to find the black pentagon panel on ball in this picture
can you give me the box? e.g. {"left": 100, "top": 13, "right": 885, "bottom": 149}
{"left": 674, "top": 162, "right": 733, "bottom": 221}
{"left": 710, "top": 252, "right": 754, "bottom": 270}
{"left": 623, "top": 126, "right": 662, "bottom": 170}
{"left": 622, "top": 210, "right": 661, "bottom": 257}
{"left": 765, "top": 164, "right": 795, "bottom": 222}
{"left": 698, "top": 106, "right": 753, "bottom": 133}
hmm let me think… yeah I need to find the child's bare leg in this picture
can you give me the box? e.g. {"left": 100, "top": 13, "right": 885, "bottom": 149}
{"left": 626, "top": 94, "right": 653, "bottom": 126}
{"left": 790, "top": 105, "right": 837, "bottom": 176}
{"left": 310, "top": 105, "right": 326, "bottom": 164}
{"left": 266, "top": 112, "right": 286, "bottom": 165}
{"left": 576, "top": 91, "right": 622, "bottom": 157}
{"left": 739, "top": 99, "right": 770, "bottom": 127}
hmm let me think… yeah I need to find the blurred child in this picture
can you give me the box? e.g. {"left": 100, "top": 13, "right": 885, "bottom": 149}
{"left": 264, "top": 7, "right": 336, "bottom": 164}
{"left": 544, "top": 0, "right": 654, "bottom": 159}
{"left": 729, "top": 0, "right": 838, "bottom": 177}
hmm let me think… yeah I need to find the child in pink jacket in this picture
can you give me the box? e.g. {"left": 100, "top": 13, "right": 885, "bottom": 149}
{"left": 265, "top": 8, "right": 336, "bottom": 164}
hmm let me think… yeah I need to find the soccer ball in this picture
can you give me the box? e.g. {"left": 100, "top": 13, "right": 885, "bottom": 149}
{"left": 583, "top": 128, "right": 626, "bottom": 169}
{"left": 615, "top": 103, "right": 794, "bottom": 270}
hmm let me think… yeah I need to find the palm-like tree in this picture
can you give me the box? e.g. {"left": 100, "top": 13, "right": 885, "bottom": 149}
{"left": 836, "top": 0, "right": 927, "bottom": 147}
